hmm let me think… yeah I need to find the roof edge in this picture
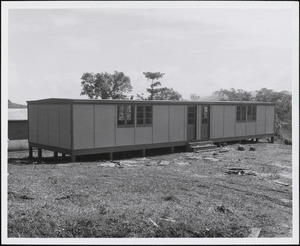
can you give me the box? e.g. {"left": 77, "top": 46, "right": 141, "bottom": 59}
{"left": 26, "top": 98, "right": 276, "bottom": 106}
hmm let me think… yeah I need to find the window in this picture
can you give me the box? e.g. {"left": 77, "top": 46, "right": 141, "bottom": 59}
{"left": 247, "top": 106, "right": 257, "bottom": 121}
{"left": 236, "top": 106, "right": 246, "bottom": 122}
{"left": 117, "top": 105, "right": 135, "bottom": 126}
{"left": 202, "top": 106, "right": 209, "bottom": 124}
{"left": 237, "top": 105, "right": 256, "bottom": 122}
{"left": 137, "top": 105, "right": 152, "bottom": 126}
{"left": 188, "top": 106, "right": 196, "bottom": 124}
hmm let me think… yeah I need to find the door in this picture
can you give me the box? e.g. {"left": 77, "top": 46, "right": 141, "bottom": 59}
{"left": 187, "top": 106, "right": 196, "bottom": 140}
{"left": 201, "top": 105, "right": 210, "bottom": 139}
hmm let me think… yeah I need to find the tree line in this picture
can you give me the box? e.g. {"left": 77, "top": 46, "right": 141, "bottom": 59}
{"left": 80, "top": 71, "right": 291, "bottom": 137}
{"left": 80, "top": 71, "right": 182, "bottom": 101}
{"left": 213, "top": 88, "right": 292, "bottom": 137}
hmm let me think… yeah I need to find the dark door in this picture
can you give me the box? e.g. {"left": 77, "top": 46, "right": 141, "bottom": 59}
{"left": 201, "top": 105, "right": 210, "bottom": 139}
{"left": 187, "top": 106, "right": 196, "bottom": 140}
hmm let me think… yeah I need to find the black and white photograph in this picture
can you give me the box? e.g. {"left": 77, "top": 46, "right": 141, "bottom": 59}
{"left": 1, "top": 1, "right": 299, "bottom": 245}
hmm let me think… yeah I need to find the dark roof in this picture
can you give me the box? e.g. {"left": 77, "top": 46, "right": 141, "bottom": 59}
{"left": 27, "top": 98, "right": 275, "bottom": 106}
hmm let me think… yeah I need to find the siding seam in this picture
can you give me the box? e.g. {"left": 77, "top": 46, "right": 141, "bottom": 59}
{"left": 223, "top": 105, "right": 225, "bottom": 138}
{"left": 168, "top": 105, "right": 170, "bottom": 142}
{"left": 47, "top": 105, "right": 49, "bottom": 145}
{"left": 93, "top": 104, "right": 95, "bottom": 148}
{"left": 59, "top": 105, "right": 61, "bottom": 148}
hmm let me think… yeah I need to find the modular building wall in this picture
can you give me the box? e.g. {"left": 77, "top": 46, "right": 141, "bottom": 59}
{"left": 27, "top": 99, "right": 275, "bottom": 159}
{"left": 72, "top": 104, "right": 187, "bottom": 151}
{"left": 28, "top": 103, "right": 72, "bottom": 152}
{"left": 203, "top": 104, "right": 275, "bottom": 140}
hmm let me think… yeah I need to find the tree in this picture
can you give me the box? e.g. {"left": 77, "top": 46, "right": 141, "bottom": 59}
{"left": 255, "top": 88, "right": 292, "bottom": 121}
{"left": 152, "top": 87, "right": 182, "bottom": 100}
{"left": 190, "top": 94, "right": 201, "bottom": 101}
{"left": 212, "top": 87, "right": 292, "bottom": 138}
{"left": 80, "top": 71, "right": 132, "bottom": 99}
{"left": 213, "top": 88, "right": 253, "bottom": 101}
{"left": 143, "top": 72, "right": 165, "bottom": 100}
{"left": 141, "top": 72, "right": 182, "bottom": 100}
{"left": 255, "top": 88, "right": 292, "bottom": 135}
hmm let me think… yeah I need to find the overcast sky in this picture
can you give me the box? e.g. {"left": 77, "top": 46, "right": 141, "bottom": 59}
{"left": 6, "top": 2, "right": 297, "bottom": 104}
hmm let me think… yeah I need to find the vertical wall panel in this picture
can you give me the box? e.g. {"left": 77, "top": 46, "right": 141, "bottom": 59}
{"left": 197, "top": 105, "right": 201, "bottom": 140}
{"left": 246, "top": 122, "right": 256, "bottom": 135}
{"left": 73, "top": 104, "right": 93, "bottom": 149}
{"left": 169, "top": 105, "right": 185, "bottom": 141}
{"left": 116, "top": 128, "right": 135, "bottom": 146}
{"left": 224, "top": 106, "right": 235, "bottom": 138}
{"left": 153, "top": 105, "right": 169, "bottom": 143}
{"left": 135, "top": 127, "right": 152, "bottom": 144}
{"left": 28, "top": 104, "right": 38, "bottom": 143}
{"left": 37, "top": 105, "right": 48, "bottom": 145}
{"left": 95, "top": 105, "right": 115, "bottom": 147}
{"left": 236, "top": 123, "right": 246, "bottom": 136}
{"left": 256, "top": 105, "right": 266, "bottom": 134}
{"left": 59, "top": 104, "right": 71, "bottom": 149}
{"left": 211, "top": 105, "right": 224, "bottom": 138}
{"left": 48, "top": 105, "right": 60, "bottom": 147}
{"left": 266, "top": 106, "right": 275, "bottom": 133}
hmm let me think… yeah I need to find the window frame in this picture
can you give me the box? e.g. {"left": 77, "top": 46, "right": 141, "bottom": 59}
{"left": 236, "top": 105, "right": 257, "bottom": 122}
{"left": 136, "top": 105, "right": 153, "bottom": 127}
{"left": 236, "top": 106, "right": 247, "bottom": 122}
{"left": 117, "top": 105, "right": 135, "bottom": 127}
{"left": 247, "top": 105, "right": 257, "bottom": 122}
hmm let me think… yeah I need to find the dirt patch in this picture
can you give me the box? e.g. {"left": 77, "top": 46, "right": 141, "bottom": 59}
{"left": 7, "top": 142, "right": 293, "bottom": 238}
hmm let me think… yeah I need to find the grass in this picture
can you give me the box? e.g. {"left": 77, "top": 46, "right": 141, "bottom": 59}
{"left": 7, "top": 140, "right": 292, "bottom": 238}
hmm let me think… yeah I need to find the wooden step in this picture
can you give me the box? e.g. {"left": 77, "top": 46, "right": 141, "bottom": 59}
{"left": 188, "top": 141, "right": 214, "bottom": 147}
{"left": 190, "top": 144, "right": 218, "bottom": 152}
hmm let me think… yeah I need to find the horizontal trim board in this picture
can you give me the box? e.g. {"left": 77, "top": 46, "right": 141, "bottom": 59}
{"left": 72, "top": 141, "right": 187, "bottom": 156}
{"left": 28, "top": 142, "right": 72, "bottom": 155}
{"left": 27, "top": 98, "right": 275, "bottom": 106}
{"left": 8, "top": 120, "right": 28, "bottom": 122}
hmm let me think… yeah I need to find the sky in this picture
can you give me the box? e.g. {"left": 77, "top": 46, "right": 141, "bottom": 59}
{"left": 6, "top": 2, "right": 297, "bottom": 104}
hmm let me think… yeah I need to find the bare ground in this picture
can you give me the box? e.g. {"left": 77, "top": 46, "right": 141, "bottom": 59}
{"left": 7, "top": 139, "right": 292, "bottom": 238}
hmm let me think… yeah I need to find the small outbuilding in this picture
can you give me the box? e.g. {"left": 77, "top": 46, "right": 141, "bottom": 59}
{"left": 27, "top": 98, "right": 275, "bottom": 161}
{"left": 8, "top": 108, "right": 28, "bottom": 140}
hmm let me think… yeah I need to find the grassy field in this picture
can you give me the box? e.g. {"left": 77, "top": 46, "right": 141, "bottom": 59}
{"left": 7, "top": 139, "right": 292, "bottom": 238}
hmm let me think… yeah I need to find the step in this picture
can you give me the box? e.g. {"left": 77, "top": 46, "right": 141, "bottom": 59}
{"left": 190, "top": 144, "right": 218, "bottom": 152}
{"left": 188, "top": 141, "right": 214, "bottom": 147}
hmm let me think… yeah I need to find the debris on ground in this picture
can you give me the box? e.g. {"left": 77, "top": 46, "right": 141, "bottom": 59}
{"left": 157, "top": 160, "right": 171, "bottom": 166}
{"left": 237, "top": 145, "right": 245, "bottom": 151}
{"left": 226, "top": 170, "right": 245, "bottom": 175}
{"left": 247, "top": 227, "right": 261, "bottom": 237}
{"left": 219, "top": 149, "right": 229, "bottom": 153}
{"left": 160, "top": 216, "right": 176, "bottom": 222}
{"left": 245, "top": 171, "right": 257, "bottom": 176}
{"left": 148, "top": 218, "right": 159, "bottom": 227}
{"left": 274, "top": 181, "right": 290, "bottom": 186}
{"left": 186, "top": 155, "right": 202, "bottom": 160}
{"left": 111, "top": 161, "right": 124, "bottom": 168}
{"left": 203, "top": 157, "right": 219, "bottom": 162}
{"left": 8, "top": 191, "right": 34, "bottom": 200}
{"left": 221, "top": 142, "right": 228, "bottom": 147}
{"left": 97, "top": 162, "right": 116, "bottom": 168}
{"left": 214, "top": 204, "right": 232, "bottom": 214}
{"left": 227, "top": 167, "right": 249, "bottom": 170}
{"left": 284, "top": 139, "right": 292, "bottom": 145}
{"left": 249, "top": 146, "right": 256, "bottom": 151}
{"left": 225, "top": 167, "right": 255, "bottom": 176}
{"left": 212, "top": 152, "right": 218, "bottom": 156}
{"left": 119, "top": 160, "right": 138, "bottom": 167}
{"left": 176, "top": 161, "right": 190, "bottom": 166}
